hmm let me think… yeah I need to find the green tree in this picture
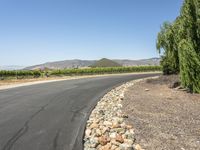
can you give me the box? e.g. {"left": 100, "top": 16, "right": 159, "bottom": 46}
{"left": 157, "top": 0, "right": 200, "bottom": 93}
{"left": 178, "top": 0, "right": 200, "bottom": 92}
{"left": 156, "top": 22, "right": 179, "bottom": 74}
{"left": 179, "top": 40, "right": 200, "bottom": 93}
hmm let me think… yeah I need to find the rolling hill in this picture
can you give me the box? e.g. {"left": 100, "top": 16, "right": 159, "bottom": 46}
{"left": 90, "top": 58, "right": 122, "bottom": 67}
{"left": 24, "top": 58, "right": 160, "bottom": 70}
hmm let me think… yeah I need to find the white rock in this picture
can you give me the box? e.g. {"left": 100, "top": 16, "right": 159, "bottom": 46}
{"left": 85, "top": 129, "right": 92, "bottom": 137}
{"left": 120, "top": 143, "right": 134, "bottom": 150}
{"left": 109, "top": 132, "right": 117, "bottom": 139}
{"left": 103, "top": 121, "right": 112, "bottom": 126}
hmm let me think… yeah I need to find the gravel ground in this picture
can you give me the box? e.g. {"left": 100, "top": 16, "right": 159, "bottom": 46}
{"left": 122, "top": 76, "right": 200, "bottom": 150}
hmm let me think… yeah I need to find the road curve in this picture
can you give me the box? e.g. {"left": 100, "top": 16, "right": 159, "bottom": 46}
{"left": 0, "top": 73, "right": 159, "bottom": 150}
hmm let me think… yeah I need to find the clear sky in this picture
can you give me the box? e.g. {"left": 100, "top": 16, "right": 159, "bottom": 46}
{"left": 0, "top": 0, "right": 183, "bottom": 66}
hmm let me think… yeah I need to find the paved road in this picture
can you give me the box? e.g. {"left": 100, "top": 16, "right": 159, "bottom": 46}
{"left": 0, "top": 73, "right": 159, "bottom": 150}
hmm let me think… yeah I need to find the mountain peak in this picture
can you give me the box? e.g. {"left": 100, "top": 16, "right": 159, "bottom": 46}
{"left": 91, "top": 58, "right": 122, "bottom": 68}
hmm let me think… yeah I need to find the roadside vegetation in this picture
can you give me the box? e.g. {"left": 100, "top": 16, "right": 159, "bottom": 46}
{"left": 0, "top": 66, "right": 161, "bottom": 80}
{"left": 0, "top": 70, "right": 42, "bottom": 80}
{"left": 157, "top": 0, "right": 200, "bottom": 93}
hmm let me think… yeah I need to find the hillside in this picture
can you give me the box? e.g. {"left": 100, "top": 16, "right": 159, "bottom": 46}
{"left": 24, "top": 58, "right": 160, "bottom": 70}
{"left": 24, "top": 59, "right": 95, "bottom": 70}
{"left": 114, "top": 58, "right": 160, "bottom": 66}
{"left": 90, "top": 58, "right": 122, "bottom": 67}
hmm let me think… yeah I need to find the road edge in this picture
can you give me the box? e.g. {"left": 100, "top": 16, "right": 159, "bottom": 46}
{"left": 0, "top": 72, "right": 161, "bottom": 91}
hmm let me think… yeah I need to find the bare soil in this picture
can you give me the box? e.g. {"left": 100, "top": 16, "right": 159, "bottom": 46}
{"left": 122, "top": 75, "right": 200, "bottom": 150}
{"left": 0, "top": 76, "right": 67, "bottom": 86}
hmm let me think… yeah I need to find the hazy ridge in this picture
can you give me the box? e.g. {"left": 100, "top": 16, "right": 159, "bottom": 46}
{"left": 23, "top": 58, "right": 160, "bottom": 70}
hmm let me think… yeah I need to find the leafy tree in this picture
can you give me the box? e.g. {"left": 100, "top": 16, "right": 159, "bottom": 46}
{"left": 178, "top": 0, "right": 200, "bottom": 92}
{"left": 157, "top": 0, "right": 200, "bottom": 93}
{"left": 156, "top": 22, "right": 179, "bottom": 74}
{"left": 179, "top": 39, "right": 200, "bottom": 93}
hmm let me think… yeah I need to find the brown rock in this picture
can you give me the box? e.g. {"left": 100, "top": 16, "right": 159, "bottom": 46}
{"left": 98, "top": 135, "right": 110, "bottom": 146}
{"left": 115, "top": 134, "right": 124, "bottom": 143}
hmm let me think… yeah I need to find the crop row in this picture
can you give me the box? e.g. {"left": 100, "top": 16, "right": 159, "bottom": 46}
{"left": 0, "top": 66, "right": 161, "bottom": 79}
{"left": 49, "top": 66, "right": 161, "bottom": 76}
{"left": 0, "top": 70, "right": 41, "bottom": 78}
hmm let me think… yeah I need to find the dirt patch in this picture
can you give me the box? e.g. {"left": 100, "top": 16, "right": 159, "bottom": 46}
{"left": 146, "top": 74, "right": 180, "bottom": 85}
{"left": 122, "top": 75, "right": 200, "bottom": 150}
{"left": 0, "top": 76, "right": 70, "bottom": 86}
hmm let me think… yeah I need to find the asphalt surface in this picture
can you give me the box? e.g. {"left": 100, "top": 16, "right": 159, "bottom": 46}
{"left": 0, "top": 73, "right": 159, "bottom": 150}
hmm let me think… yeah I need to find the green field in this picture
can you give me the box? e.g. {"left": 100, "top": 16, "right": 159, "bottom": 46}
{"left": 0, "top": 66, "right": 161, "bottom": 80}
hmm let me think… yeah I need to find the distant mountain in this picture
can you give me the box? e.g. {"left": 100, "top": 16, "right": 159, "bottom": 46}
{"left": 24, "top": 59, "right": 95, "bottom": 70}
{"left": 0, "top": 65, "right": 26, "bottom": 70}
{"left": 24, "top": 58, "right": 160, "bottom": 70}
{"left": 114, "top": 58, "right": 160, "bottom": 66}
{"left": 91, "top": 58, "right": 122, "bottom": 68}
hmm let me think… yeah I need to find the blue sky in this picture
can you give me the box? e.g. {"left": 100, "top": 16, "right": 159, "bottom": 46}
{"left": 0, "top": 0, "right": 183, "bottom": 66}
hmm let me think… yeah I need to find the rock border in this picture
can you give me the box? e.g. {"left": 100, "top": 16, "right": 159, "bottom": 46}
{"left": 84, "top": 77, "right": 159, "bottom": 150}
